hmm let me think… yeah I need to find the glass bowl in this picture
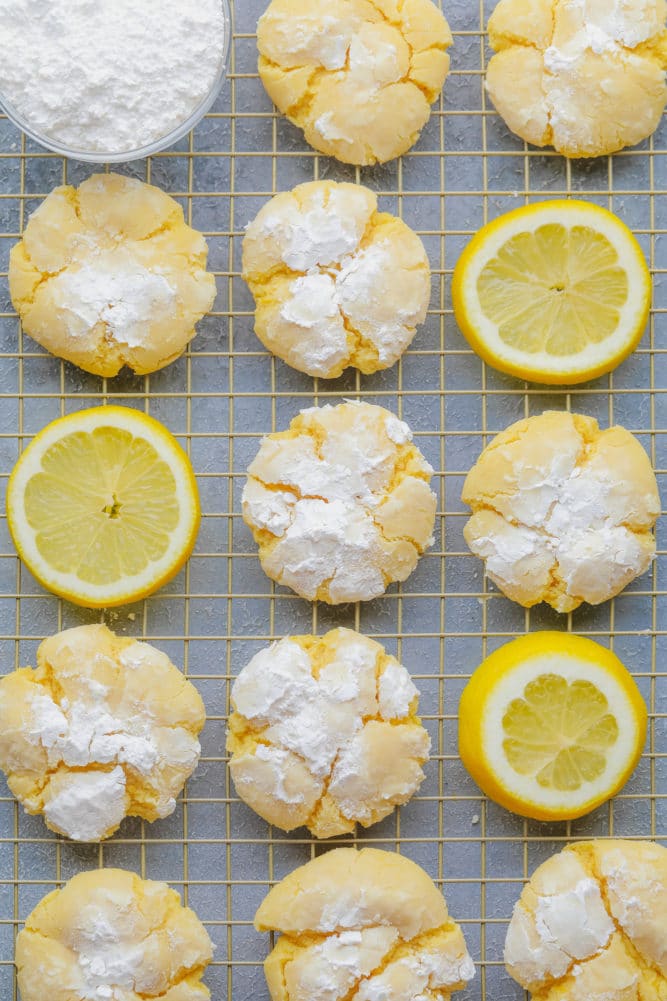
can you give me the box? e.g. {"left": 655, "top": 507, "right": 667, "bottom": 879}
{"left": 0, "top": 0, "right": 231, "bottom": 163}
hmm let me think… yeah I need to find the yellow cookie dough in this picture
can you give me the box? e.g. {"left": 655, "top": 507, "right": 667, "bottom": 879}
{"left": 242, "top": 401, "right": 437, "bottom": 603}
{"left": 243, "top": 181, "right": 431, "bottom": 378}
{"left": 462, "top": 411, "right": 660, "bottom": 613}
{"left": 486, "top": 0, "right": 667, "bottom": 158}
{"left": 505, "top": 840, "right": 667, "bottom": 1001}
{"left": 257, "top": 0, "right": 453, "bottom": 165}
{"left": 227, "top": 628, "right": 430, "bottom": 837}
{"left": 255, "top": 848, "right": 475, "bottom": 1001}
{"left": 9, "top": 173, "right": 216, "bottom": 376}
{"left": 16, "top": 868, "right": 213, "bottom": 1001}
{"left": 0, "top": 624, "right": 205, "bottom": 842}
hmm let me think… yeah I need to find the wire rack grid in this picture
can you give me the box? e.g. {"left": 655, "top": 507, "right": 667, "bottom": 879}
{"left": 0, "top": 0, "right": 665, "bottom": 998}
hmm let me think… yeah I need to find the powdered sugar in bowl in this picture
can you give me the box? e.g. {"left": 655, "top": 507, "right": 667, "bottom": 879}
{"left": 0, "top": 0, "right": 230, "bottom": 162}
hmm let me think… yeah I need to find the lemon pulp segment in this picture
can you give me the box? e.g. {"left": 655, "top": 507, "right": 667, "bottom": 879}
{"left": 458, "top": 633, "right": 647, "bottom": 821}
{"left": 25, "top": 427, "right": 180, "bottom": 585}
{"left": 7, "top": 407, "right": 200, "bottom": 607}
{"left": 502, "top": 673, "right": 619, "bottom": 792}
{"left": 477, "top": 224, "right": 629, "bottom": 356}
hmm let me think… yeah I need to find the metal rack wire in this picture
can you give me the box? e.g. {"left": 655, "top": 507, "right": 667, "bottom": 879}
{"left": 0, "top": 0, "right": 665, "bottom": 998}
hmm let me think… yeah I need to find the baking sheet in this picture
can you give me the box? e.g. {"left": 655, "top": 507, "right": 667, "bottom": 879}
{"left": 0, "top": 1, "right": 665, "bottom": 998}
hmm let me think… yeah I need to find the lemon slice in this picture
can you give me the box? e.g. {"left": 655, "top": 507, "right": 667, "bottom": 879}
{"left": 458, "top": 633, "right": 647, "bottom": 821}
{"left": 452, "top": 200, "right": 651, "bottom": 385}
{"left": 7, "top": 406, "right": 200, "bottom": 608}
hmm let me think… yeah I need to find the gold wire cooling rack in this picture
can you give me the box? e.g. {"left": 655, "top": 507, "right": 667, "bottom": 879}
{"left": 0, "top": 1, "right": 666, "bottom": 999}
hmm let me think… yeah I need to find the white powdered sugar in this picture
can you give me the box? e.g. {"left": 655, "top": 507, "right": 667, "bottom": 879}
{"left": 378, "top": 661, "right": 419, "bottom": 719}
{"left": 328, "top": 721, "right": 430, "bottom": 824}
{"left": 574, "top": 0, "right": 662, "bottom": 49}
{"left": 0, "top": 0, "right": 227, "bottom": 154}
{"left": 256, "top": 186, "right": 371, "bottom": 272}
{"left": 263, "top": 498, "right": 389, "bottom": 604}
{"left": 21, "top": 638, "right": 202, "bottom": 841}
{"left": 231, "top": 640, "right": 319, "bottom": 726}
{"left": 276, "top": 240, "right": 422, "bottom": 372}
{"left": 232, "top": 635, "right": 378, "bottom": 780}
{"left": 253, "top": 745, "right": 309, "bottom": 806}
{"left": 44, "top": 768, "right": 127, "bottom": 845}
{"left": 504, "top": 843, "right": 667, "bottom": 996}
{"left": 54, "top": 254, "right": 178, "bottom": 348}
{"left": 505, "top": 877, "right": 615, "bottom": 985}
{"left": 229, "top": 629, "right": 430, "bottom": 834}
{"left": 318, "top": 898, "right": 370, "bottom": 933}
{"left": 291, "top": 927, "right": 400, "bottom": 1000}
{"left": 464, "top": 414, "right": 660, "bottom": 611}
{"left": 384, "top": 415, "right": 413, "bottom": 446}
{"left": 279, "top": 272, "right": 351, "bottom": 374}
{"left": 543, "top": 0, "right": 664, "bottom": 74}
{"left": 355, "top": 943, "right": 476, "bottom": 1001}
{"left": 488, "top": 0, "right": 667, "bottom": 158}
{"left": 315, "top": 111, "right": 356, "bottom": 143}
{"left": 31, "top": 692, "right": 160, "bottom": 776}
{"left": 73, "top": 893, "right": 167, "bottom": 1001}
{"left": 474, "top": 454, "right": 651, "bottom": 601}
{"left": 243, "top": 182, "right": 431, "bottom": 377}
{"left": 273, "top": 15, "right": 355, "bottom": 72}
{"left": 533, "top": 879, "right": 614, "bottom": 964}
{"left": 243, "top": 402, "right": 435, "bottom": 605}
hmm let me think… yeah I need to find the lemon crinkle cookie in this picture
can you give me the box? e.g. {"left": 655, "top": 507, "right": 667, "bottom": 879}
{"left": 243, "top": 181, "right": 431, "bottom": 378}
{"left": 9, "top": 173, "right": 216, "bottom": 377}
{"left": 0, "top": 624, "right": 205, "bottom": 842}
{"left": 228, "top": 628, "right": 430, "bottom": 837}
{"left": 486, "top": 0, "right": 667, "bottom": 158}
{"left": 16, "top": 868, "right": 213, "bottom": 1001}
{"left": 257, "top": 0, "right": 453, "bottom": 165}
{"left": 242, "top": 401, "right": 437, "bottom": 603}
{"left": 505, "top": 840, "right": 667, "bottom": 1001}
{"left": 462, "top": 411, "right": 660, "bottom": 612}
{"left": 255, "top": 848, "right": 475, "bottom": 1001}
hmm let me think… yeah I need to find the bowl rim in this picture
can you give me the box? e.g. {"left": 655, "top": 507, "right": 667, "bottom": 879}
{"left": 0, "top": 0, "right": 231, "bottom": 163}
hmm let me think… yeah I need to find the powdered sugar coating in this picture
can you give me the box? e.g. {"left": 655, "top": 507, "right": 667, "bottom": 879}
{"left": 243, "top": 181, "right": 431, "bottom": 378}
{"left": 354, "top": 941, "right": 477, "bottom": 1001}
{"left": 242, "top": 401, "right": 437, "bottom": 604}
{"left": 227, "top": 628, "right": 430, "bottom": 838}
{"left": 486, "top": 0, "right": 667, "bottom": 157}
{"left": 257, "top": 0, "right": 452, "bottom": 165}
{"left": 255, "top": 848, "right": 475, "bottom": 1001}
{"left": 16, "top": 869, "right": 213, "bottom": 1001}
{"left": 9, "top": 173, "right": 216, "bottom": 377}
{"left": 463, "top": 411, "right": 660, "bottom": 612}
{"left": 44, "top": 767, "right": 128, "bottom": 845}
{"left": 505, "top": 840, "right": 667, "bottom": 999}
{"left": 0, "top": 624, "right": 205, "bottom": 842}
{"left": 54, "top": 255, "right": 178, "bottom": 349}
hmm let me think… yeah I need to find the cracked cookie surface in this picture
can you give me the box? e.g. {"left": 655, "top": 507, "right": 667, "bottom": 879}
{"left": 257, "top": 0, "right": 453, "bottom": 165}
{"left": 242, "top": 181, "right": 431, "bottom": 378}
{"left": 16, "top": 868, "right": 213, "bottom": 1001}
{"left": 486, "top": 0, "right": 667, "bottom": 158}
{"left": 227, "top": 628, "right": 430, "bottom": 837}
{"left": 0, "top": 624, "right": 205, "bottom": 842}
{"left": 505, "top": 840, "right": 667, "bottom": 1001}
{"left": 242, "top": 401, "right": 437, "bottom": 604}
{"left": 255, "top": 847, "right": 475, "bottom": 1001}
{"left": 462, "top": 410, "right": 660, "bottom": 613}
{"left": 9, "top": 173, "right": 216, "bottom": 377}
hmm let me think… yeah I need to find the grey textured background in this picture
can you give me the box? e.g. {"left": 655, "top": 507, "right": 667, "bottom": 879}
{"left": 0, "top": 0, "right": 665, "bottom": 998}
